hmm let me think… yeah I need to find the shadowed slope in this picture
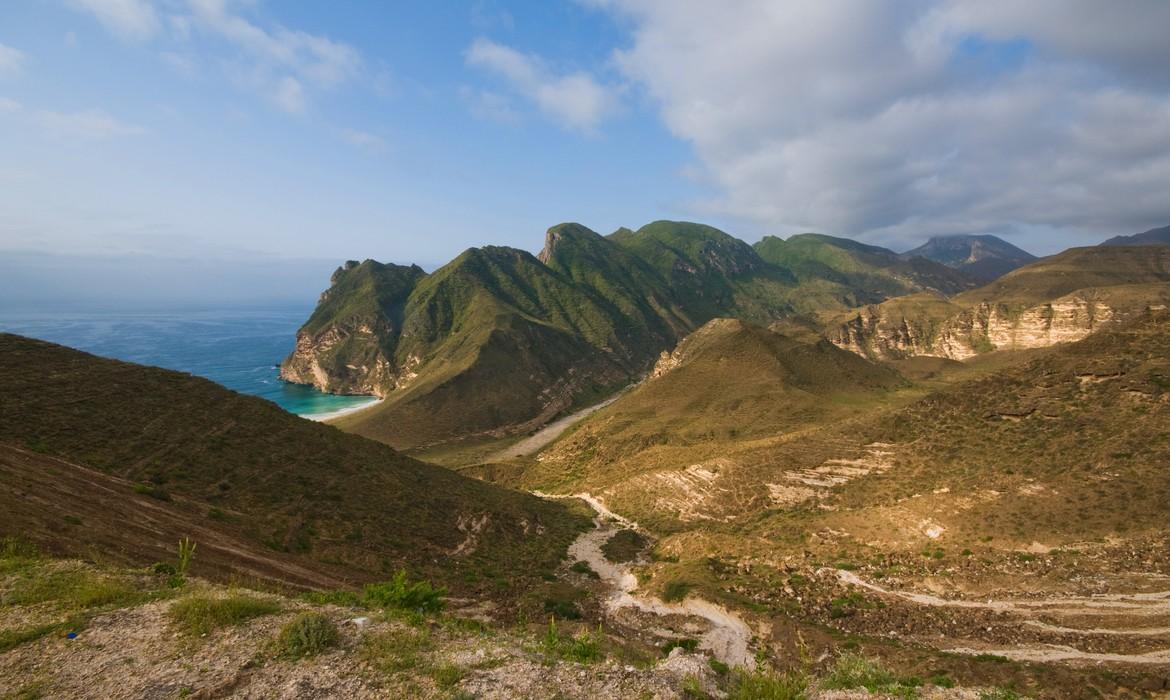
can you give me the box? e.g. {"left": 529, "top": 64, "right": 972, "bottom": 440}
{"left": 0, "top": 333, "right": 588, "bottom": 596}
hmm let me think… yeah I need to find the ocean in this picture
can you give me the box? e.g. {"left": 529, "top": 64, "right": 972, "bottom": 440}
{"left": 0, "top": 305, "right": 379, "bottom": 419}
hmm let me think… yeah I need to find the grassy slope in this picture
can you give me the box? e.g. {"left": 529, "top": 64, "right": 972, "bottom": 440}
{"left": 0, "top": 333, "right": 588, "bottom": 597}
{"left": 335, "top": 245, "right": 637, "bottom": 449}
{"left": 611, "top": 220, "right": 797, "bottom": 323}
{"left": 952, "top": 245, "right": 1170, "bottom": 307}
{"left": 514, "top": 318, "right": 906, "bottom": 494}
{"left": 754, "top": 233, "right": 973, "bottom": 310}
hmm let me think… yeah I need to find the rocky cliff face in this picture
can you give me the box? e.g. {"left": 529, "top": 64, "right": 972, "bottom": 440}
{"left": 830, "top": 293, "right": 1116, "bottom": 361}
{"left": 279, "top": 259, "right": 425, "bottom": 397}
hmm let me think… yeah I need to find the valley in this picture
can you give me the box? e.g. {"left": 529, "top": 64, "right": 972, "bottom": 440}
{"left": 5, "top": 222, "right": 1170, "bottom": 698}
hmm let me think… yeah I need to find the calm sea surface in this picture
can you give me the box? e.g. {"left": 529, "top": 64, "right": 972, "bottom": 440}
{"left": 0, "top": 305, "right": 377, "bottom": 417}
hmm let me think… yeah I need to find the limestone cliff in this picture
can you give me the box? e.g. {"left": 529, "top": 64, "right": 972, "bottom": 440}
{"left": 829, "top": 292, "right": 1121, "bottom": 361}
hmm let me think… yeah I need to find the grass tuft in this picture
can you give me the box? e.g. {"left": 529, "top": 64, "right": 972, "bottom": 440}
{"left": 169, "top": 595, "right": 280, "bottom": 635}
{"left": 275, "top": 612, "right": 339, "bottom": 659}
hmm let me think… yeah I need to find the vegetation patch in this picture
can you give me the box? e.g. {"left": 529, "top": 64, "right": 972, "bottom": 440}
{"left": 275, "top": 612, "right": 339, "bottom": 659}
{"left": 728, "top": 667, "right": 807, "bottom": 700}
{"left": 601, "top": 530, "right": 648, "bottom": 563}
{"left": 661, "top": 579, "right": 693, "bottom": 602}
{"left": 539, "top": 618, "right": 603, "bottom": 664}
{"left": 169, "top": 595, "right": 280, "bottom": 635}
{"left": 818, "top": 653, "right": 921, "bottom": 696}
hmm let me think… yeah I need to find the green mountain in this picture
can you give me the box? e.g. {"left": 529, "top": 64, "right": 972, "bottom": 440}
{"left": 0, "top": 333, "right": 586, "bottom": 596}
{"left": 284, "top": 221, "right": 1019, "bottom": 452}
{"left": 903, "top": 234, "right": 1036, "bottom": 283}
{"left": 754, "top": 233, "right": 973, "bottom": 308}
{"left": 1099, "top": 223, "right": 1170, "bottom": 246}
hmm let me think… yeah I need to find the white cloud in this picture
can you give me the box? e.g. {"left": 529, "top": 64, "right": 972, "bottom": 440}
{"left": 272, "top": 76, "right": 304, "bottom": 114}
{"left": 66, "top": 0, "right": 159, "bottom": 39}
{"left": 338, "top": 128, "right": 387, "bottom": 154}
{"left": 466, "top": 38, "right": 618, "bottom": 133}
{"left": 458, "top": 86, "right": 521, "bottom": 126}
{"left": 0, "top": 42, "right": 26, "bottom": 76}
{"left": 591, "top": 0, "right": 1170, "bottom": 248}
{"left": 0, "top": 97, "right": 22, "bottom": 113}
{"left": 36, "top": 108, "right": 146, "bottom": 137}
{"left": 186, "top": 0, "right": 361, "bottom": 87}
{"left": 160, "top": 51, "right": 198, "bottom": 77}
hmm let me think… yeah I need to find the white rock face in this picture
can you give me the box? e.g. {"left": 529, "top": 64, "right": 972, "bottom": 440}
{"left": 830, "top": 293, "right": 1114, "bottom": 361}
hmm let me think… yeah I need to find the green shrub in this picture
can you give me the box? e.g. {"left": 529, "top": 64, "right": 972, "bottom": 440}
{"left": 819, "top": 653, "right": 919, "bottom": 696}
{"left": 361, "top": 626, "right": 434, "bottom": 674}
{"left": 570, "top": 560, "right": 599, "bottom": 579}
{"left": 132, "top": 483, "right": 170, "bottom": 501}
{"left": 169, "top": 595, "right": 280, "bottom": 635}
{"left": 362, "top": 571, "right": 445, "bottom": 614}
{"left": 601, "top": 530, "right": 647, "bottom": 563}
{"left": 276, "top": 612, "right": 339, "bottom": 659}
{"left": 661, "top": 580, "right": 693, "bottom": 602}
{"left": 539, "top": 618, "right": 603, "bottom": 664}
{"left": 728, "top": 667, "right": 807, "bottom": 700}
{"left": 662, "top": 638, "right": 699, "bottom": 654}
{"left": 429, "top": 663, "right": 466, "bottom": 688}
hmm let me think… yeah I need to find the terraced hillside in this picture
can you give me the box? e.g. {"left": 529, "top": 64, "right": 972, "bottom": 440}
{"left": 0, "top": 333, "right": 587, "bottom": 601}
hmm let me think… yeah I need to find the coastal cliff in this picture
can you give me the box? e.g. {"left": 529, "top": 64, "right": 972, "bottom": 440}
{"left": 279, "top": 259, "right": 425, "bottom": 397}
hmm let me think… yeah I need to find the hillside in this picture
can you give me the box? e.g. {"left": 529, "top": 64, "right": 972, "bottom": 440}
{"left": 287, "top": 221, "right": 993, "bottom": 452}
{"left": 1100, "top": 223, "right": 1170, "bottom": 247}
{"left": 754, "top": 233, "right": 972, "bottom": 309}
{"left": 486, "top": 309, "right": 1170, "bottom": 697}
{"left": 0, "top": 333, "right": 587, "bottom": 600}
{"left": 512, "top": 319, "right": 906, "bottom": 498}
{"left": 905, "top": 234, "right": 1036, "bottom": 283}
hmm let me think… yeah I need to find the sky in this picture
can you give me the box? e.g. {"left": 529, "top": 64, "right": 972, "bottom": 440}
{"left": 2, "top": 1, "right": 1169, "bottom": 305}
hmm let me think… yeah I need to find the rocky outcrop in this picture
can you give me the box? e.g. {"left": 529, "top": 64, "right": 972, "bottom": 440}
{"left": 830, "top": 293, "right": 1116, "bottom": 361}
{"left": 279, "top": 259, "right": 426, "bottom": 397}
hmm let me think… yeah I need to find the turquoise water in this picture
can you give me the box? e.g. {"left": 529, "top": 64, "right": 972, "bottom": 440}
{"left": 0, "top": 306, "right": 378, "bottom": 417}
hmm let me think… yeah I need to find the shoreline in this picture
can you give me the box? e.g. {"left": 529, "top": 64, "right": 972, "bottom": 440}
{"left": 300, "top": 397, "right": 382, "bottom": 422}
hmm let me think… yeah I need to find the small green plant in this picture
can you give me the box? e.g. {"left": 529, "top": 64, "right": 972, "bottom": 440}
{"left": 681, "top": 674, "right": 707, "bottom": 699}
{"left": 662, "top": 638, "right": 699, "bottom": 654}
{"left": 570, "top": 560, "right": 599, "bottom": 579}
{"left": 361, "top": 626, "right": 434, "bottom": 674}
{"left": 708, "top": 658, "right": 730, "bottom": 675}
{"left": 169, "top": 595, "right": 280, "bottom": 635}
{"left": 539, "top": 617, "right": 603, "bottom": 664}
{"left": 362, "top": 571, "right": 446, "bottom": 614}
{"left": 819, "top": 653, "right": 919, "bottom": 696}
{"left": 275, "top": 612, "right": 338, "bottom": 659}
{"left": 979, "top": 689, "right": 1022, "bottom": 700}
{"left": 661, "top": 580, "right": 693, "bottom": 602}
{"left": 132, "top": 483, "right": 170, "bottom": 501}
{"left": 176, "top": 538, "right": 196, "bottom": 576}
{"left": 728, "top": 667, "right": 807, "bottom": 700}
{"left": 429, "top": 663, "right": 466, "bottom": 688}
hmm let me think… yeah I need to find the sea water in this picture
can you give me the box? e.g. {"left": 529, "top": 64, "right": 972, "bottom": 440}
{"left": 0, "top": 305, "right": 379, "bottom": 419}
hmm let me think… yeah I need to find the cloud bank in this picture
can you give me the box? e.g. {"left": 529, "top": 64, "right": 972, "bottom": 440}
{"left": 592, "top": 0, "right": 1170, "bottom": 248}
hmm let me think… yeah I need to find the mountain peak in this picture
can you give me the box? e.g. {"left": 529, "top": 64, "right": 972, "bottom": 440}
{"left": 538, "top": 222, "right": 601, "bottom": 264}
{"left": 905, "top": 234, "right": 1036, "bottom": 284}
{"left": 1100, "top": 224, "right": 1170, "bottom": 247}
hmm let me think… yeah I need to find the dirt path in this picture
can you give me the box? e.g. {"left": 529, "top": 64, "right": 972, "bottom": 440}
{"left": 545, "top": 492, "right": 755, "bottom": 668}
{"left": 491, "top": 391, "right": 627, "bottom": 461}
{"left": 833, "top": 569, "right": 1170, "bottom": 665}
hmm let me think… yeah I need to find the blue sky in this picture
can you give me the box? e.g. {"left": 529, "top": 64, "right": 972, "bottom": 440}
{"left": 0, "top": 1, "right": 705, "bottom": 271}
{"left": 2, "top": 1, "right": 1169, "bottom": 305}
